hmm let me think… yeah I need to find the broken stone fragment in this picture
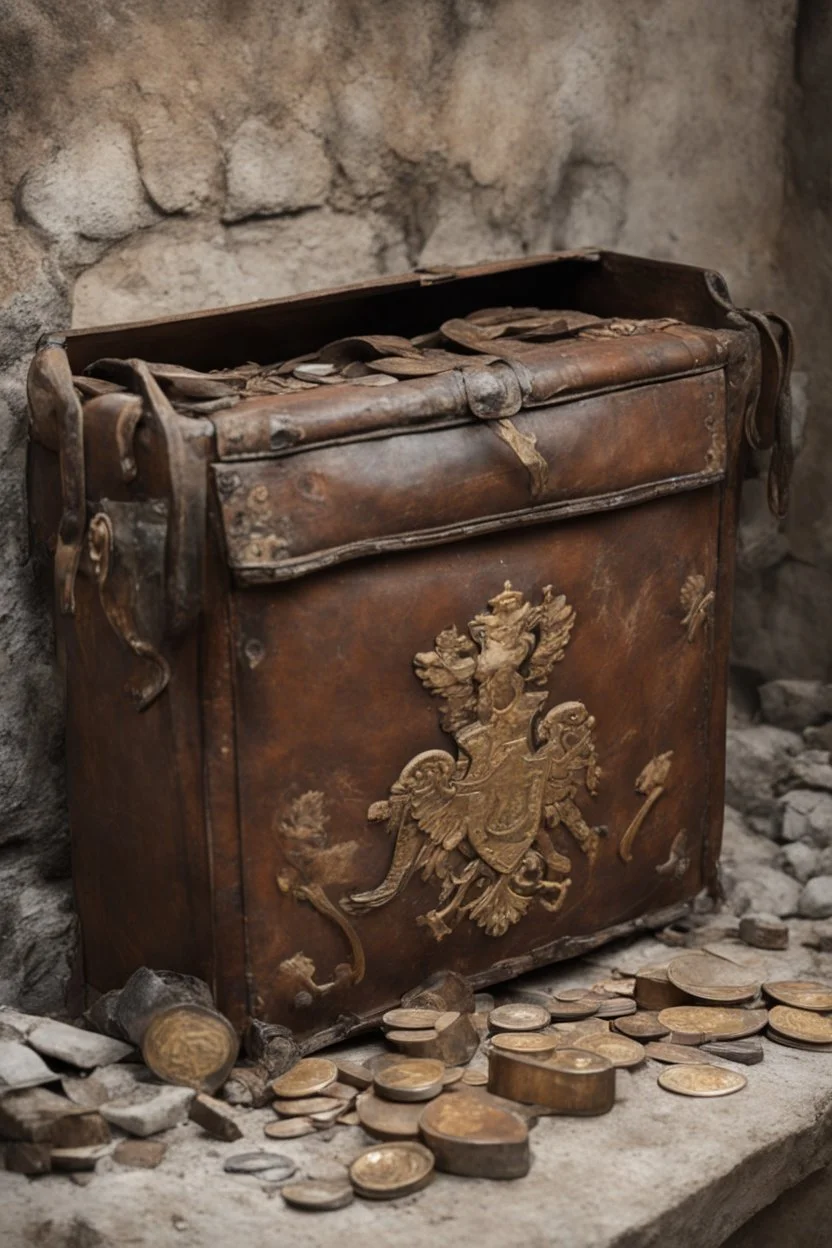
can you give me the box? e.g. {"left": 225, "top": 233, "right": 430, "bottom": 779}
{"left": 27, "top": 1020, "right": 134, "bottom": 1069}
{"left": 113, "top": 1138, "right": 167, "bottom": 1169}
{"left": 49, "top": 1111, "right": 110, "bottom": 1150}
{"left": 4, "top": 1141, "right": 52, "bottom": 1175}
{"left": 0, "top": 1041, "right": 58, "bottom": 1093}
{"left": 784, "top": 751, "right": 832, "bottom": 795}
{"left": 738, "top": 913, "right": 789, "bottom": 950}
{"left": 797, "top": 875, "right": 832, "bottom": 920}
{"left": 60, "top": 1075, "right": 111, "bottom": 1109}
{"left": 0, "top": 1087, "right": 89, "bottom": 1142}
{"left": 50, "top": 1144, "right": 110, "bottom": 1172}
{"left": 778, "top": 842, "right": 819, "bottom": 883}
{"left": 401, "top": 970, "right": 475, "bottom": 1015}
{"left": 188, "top": 1092, "right": 244, "bottom": 1141}
{"left": 758, "top": 680, "right": 832, "bottom": 731}
{"left": 100, "top": 1086, "right": 194, "bottom": 1137}
{"left": 0, "top": 1008, "right": 44, "bottom": 1039}
{"left": 724, "top": 726, "right": 802, "bottom": 813}
{"left": 780, "top": 790, "right": 832, "bottom": 847}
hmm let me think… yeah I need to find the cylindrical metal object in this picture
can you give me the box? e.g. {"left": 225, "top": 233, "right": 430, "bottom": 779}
{"left": 487, "top": 1046, "right": 615, "bottom": 1115}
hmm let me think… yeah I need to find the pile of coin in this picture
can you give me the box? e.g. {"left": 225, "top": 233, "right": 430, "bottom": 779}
{"left": 243, "top": 958, "right": 832, "bottom": 1211}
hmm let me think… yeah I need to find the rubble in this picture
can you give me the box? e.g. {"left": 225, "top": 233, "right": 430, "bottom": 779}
{"left": 100, "top": 1086, "right": 194, "bottom": 1138}
{"left": 27, "top": 1020, "right": 133, "bottom": 1069}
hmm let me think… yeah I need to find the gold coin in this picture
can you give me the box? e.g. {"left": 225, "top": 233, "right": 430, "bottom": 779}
{"left": 613, "top": 1012, "right": 670, "bottom": 1041}
{"left": 354, "top": 1090, "right": 425, "bottom": 1141}
{"left": 763, "top": 980, "right": 832, "bottom": 1012}
{"left": 442, "top": 1067, "right": 464, "bottom": 1085}
{"left": 382, "top": 1008, "right": 441, "bottom": 1031}
{"left": 548, "top": 999, "right": 600, "bottom": 1021}
{"left": 373, "top": 1059, "right": 445, "bottom": 1103}
{"left": 488, "top": 1004, "right": 551, "bottom": 1032}
{"left": 141, "top": 1004, "right": 239, "bottom": 1093}
{"left": 281, "top": 1179, "right": 354, "bottom": 1211}
{"left": 461, "top": 1069, "right": 488, "bottom": 1086}
{"left": 545, "top": 1048, "right": 612, "bottom": 1075}
{"left": 273, "top": 1096, "right": 342, "bottom": 1117}
{"left": 555, "top": 987, "right": 601, "bottom": 1002}
{"left": 657, "top": 1064, "right": 747, "bottom": 1097}
{"left": 386, "top": 1028, "right": 439, "bottom": 1048}
{"left": 764, "top": 1027, "right": 832, "bottom": 1053}
{"left": 349, "top": 1141, "right": 435, "bottom": 1200}
{"left": 270, "top": 1058, "right": 338, "bottom": 1099}
{"left": 657, "top": 1006, "right": 767, "bottom": 1041}
{"left": 768, "top": 1005, "right": 832, "bottom": 1045}
{"left": 573, "top": 1033, "right": 645, "bottom": 1069}
{"left": 644, "top": 1042, "right": 717, "bottom": 1065}
{"left": 490, "top": 1032, "right": 559, "bottom": 1057}
{"left": 667, "top": 952, "right": 759, "bottom": 1004}
{"left": 264, "top": 1118, "right": 315, "bottom": 1140}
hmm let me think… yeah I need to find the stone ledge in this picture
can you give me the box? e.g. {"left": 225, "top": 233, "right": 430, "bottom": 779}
{"left": 2, "top": 930, "right": 831, "bottom": 1248}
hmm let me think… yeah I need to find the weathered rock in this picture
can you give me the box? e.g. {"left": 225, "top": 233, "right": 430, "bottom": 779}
{"left": 60, "top": 1075, "right": 110, "bottom": 1110}
{"left": 0, "top": 1086, "right": 87, "bottom": 1142}
{"left": 797, "top": 876, "right": 832, "bottom": 920}
{"left": 223, "top": 117, "right": 332, "bottom": 222}
{"left": 779, "top": 842, "right": 820, "bottom": 884}
{"left": 27, "top": 1020, "right": 134, "bottom": 1069}
{"left": 50, "top": 1144, "right": 110, "bottom": 1172}
{"left": 784, "top": 751, "right": 832, "bottom": 795}
{"left": 188, "top": 1092, "right": 243, "bottom": 1141}
{"left": 0, "top": 1041, "right": 57, "bottom": 1093}
{"left": 738, "top": 914, "right": 789, "bottom": 950}
{"left": 100, "top": 1086, "right": 194, "bottom": 1137}
{"left": 780, "top": 790, "right": 832, "bottom": 847}
{"left": 4, "top": 1141, "right": 52, "bottom": 1174}
{"left": 805, "top": 723, "right": 832, "bottom": 753}
{"left": 18, "top": 124, "right": 158, "bottom": 247}
{"left": 49, "top": 1112, "right": 110, "bottom": 1150}
{"left": 725, "top": 727, "right": 802, "bottom": 813}
{"left": 759, "top": 680, "right": 832, "bottom": 731}
{"left": 112, "top": 1138, "right": 167, "bottom": 1169}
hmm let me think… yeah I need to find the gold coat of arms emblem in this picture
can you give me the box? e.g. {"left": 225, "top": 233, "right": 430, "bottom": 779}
{"left": 342, "top": 582, "right": 603, "bottom": 940}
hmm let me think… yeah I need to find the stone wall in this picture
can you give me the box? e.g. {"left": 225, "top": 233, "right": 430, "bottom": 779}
{"left": 0, "top": 0, "right": 828, "bottom": 1011}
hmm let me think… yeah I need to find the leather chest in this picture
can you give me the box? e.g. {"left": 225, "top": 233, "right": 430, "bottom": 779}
{"left": 26, "top": 250, "right": 793, "bottom": 1043}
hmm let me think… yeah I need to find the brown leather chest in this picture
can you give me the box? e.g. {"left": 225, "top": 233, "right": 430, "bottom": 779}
{"left": 26, "top": 251, "right": 793, "bottom": 1043}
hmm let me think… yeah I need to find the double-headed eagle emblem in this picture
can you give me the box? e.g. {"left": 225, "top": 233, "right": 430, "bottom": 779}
{"left": 342, "top": 582, "right": 603, "bottom": 941}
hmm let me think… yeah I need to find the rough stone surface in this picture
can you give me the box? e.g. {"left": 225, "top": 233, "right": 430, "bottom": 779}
{"left": 797, "top": 876, "right": 832, "bottom": 920}
{"left": 100, "top": 1086, "right": 194, "bottom": 1138}
{"left": 0, "top": 1, "right": 829, "bottom": 1017}
{"left": 759, "top": 680, "right": 832, "bottom": 731}
{"left": 724, "top": 727, "right": 803, "bottom": 814}
{"left": 2, "top": 934, "right": 832, "bottom": 1247}
{"left": 780, "top": 790, "right": 832, "bottom": 846}
{"left": 779, "top": 841, "right": 820, "bottom": 883}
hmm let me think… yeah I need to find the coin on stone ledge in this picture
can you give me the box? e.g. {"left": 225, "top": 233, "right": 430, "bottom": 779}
{"left": 273, "top": 1096, "right": 342, "bottom": 1117}
{"left": 373, "top": 1059, "right": 445, "bottom": 1102}
{"left": 488, "top": 1004, "right": 551, "bottom": 1032}
{"left": 768, "top": 1005, "right": 832, "bottom": 1045}
{"left": 349, "top": 1141, "right": 435, "bottom": 1200}
{"left": 573, "top": 1033, "right": 645, "bottom": 1068}
{"left": 762, "top": 981, "right": 832, "bottom": 1013}
{"left": 271, "top": 1058, "right": 338, "bottom": 1099}
{"left": 281, "top": 1179, "right": 355, "bottom": 1211}
{"left": 264, "top": 1118, "right": 315, "bottom": 1140}
{"left": 382, "top": 1008, "right": 442, "bottom": 1031}
{"left": 657, "top": 1006, "right": 767, "bottom": 1041}
{"left": 657, "top": 1064, "right": 747, "bottom": 1097}
{"left": 764, "top": 1027, "right": 832, "bottom": 1053}
{"left": 613, "top": 1011, "right": 670, "bottom": 1041}
{"left": 667, "top": 952, "right": 759, "bottom": 1004}
{"left": 644, "top": 1042, "right": 720, "bottom": 1065}
{"left": 491, "top": 1032, "right": 560, "bottom": 1057}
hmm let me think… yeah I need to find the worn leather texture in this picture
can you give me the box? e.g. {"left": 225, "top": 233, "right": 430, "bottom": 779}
{"left": 26, "top": 251, "right": 773, "bottom": 1040}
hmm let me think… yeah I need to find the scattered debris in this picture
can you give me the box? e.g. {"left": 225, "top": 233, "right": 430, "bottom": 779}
{"left": 27, "top": 1020, "right": 134, "bottom": 1070}
{"left": 188, "top": 1092, "right": 244, "bottom": 1141}
{"left": 112, "top": 1138, "right": 168, "bottom": 1169}
{"left": 0, "top": 1041, "right": 59, "bottom": 1093}
{"left": 100, "top": 1086, "right": 194, "bottom": 1137}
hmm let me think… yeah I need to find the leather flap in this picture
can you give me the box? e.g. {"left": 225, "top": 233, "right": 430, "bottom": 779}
{"left": 213, "top": 368, "right": 726, "bottom": 585}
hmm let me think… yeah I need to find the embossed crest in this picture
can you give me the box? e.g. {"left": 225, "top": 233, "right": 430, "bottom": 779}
{"left": 342, "top": 582, "right": 603, "bottom": 940}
